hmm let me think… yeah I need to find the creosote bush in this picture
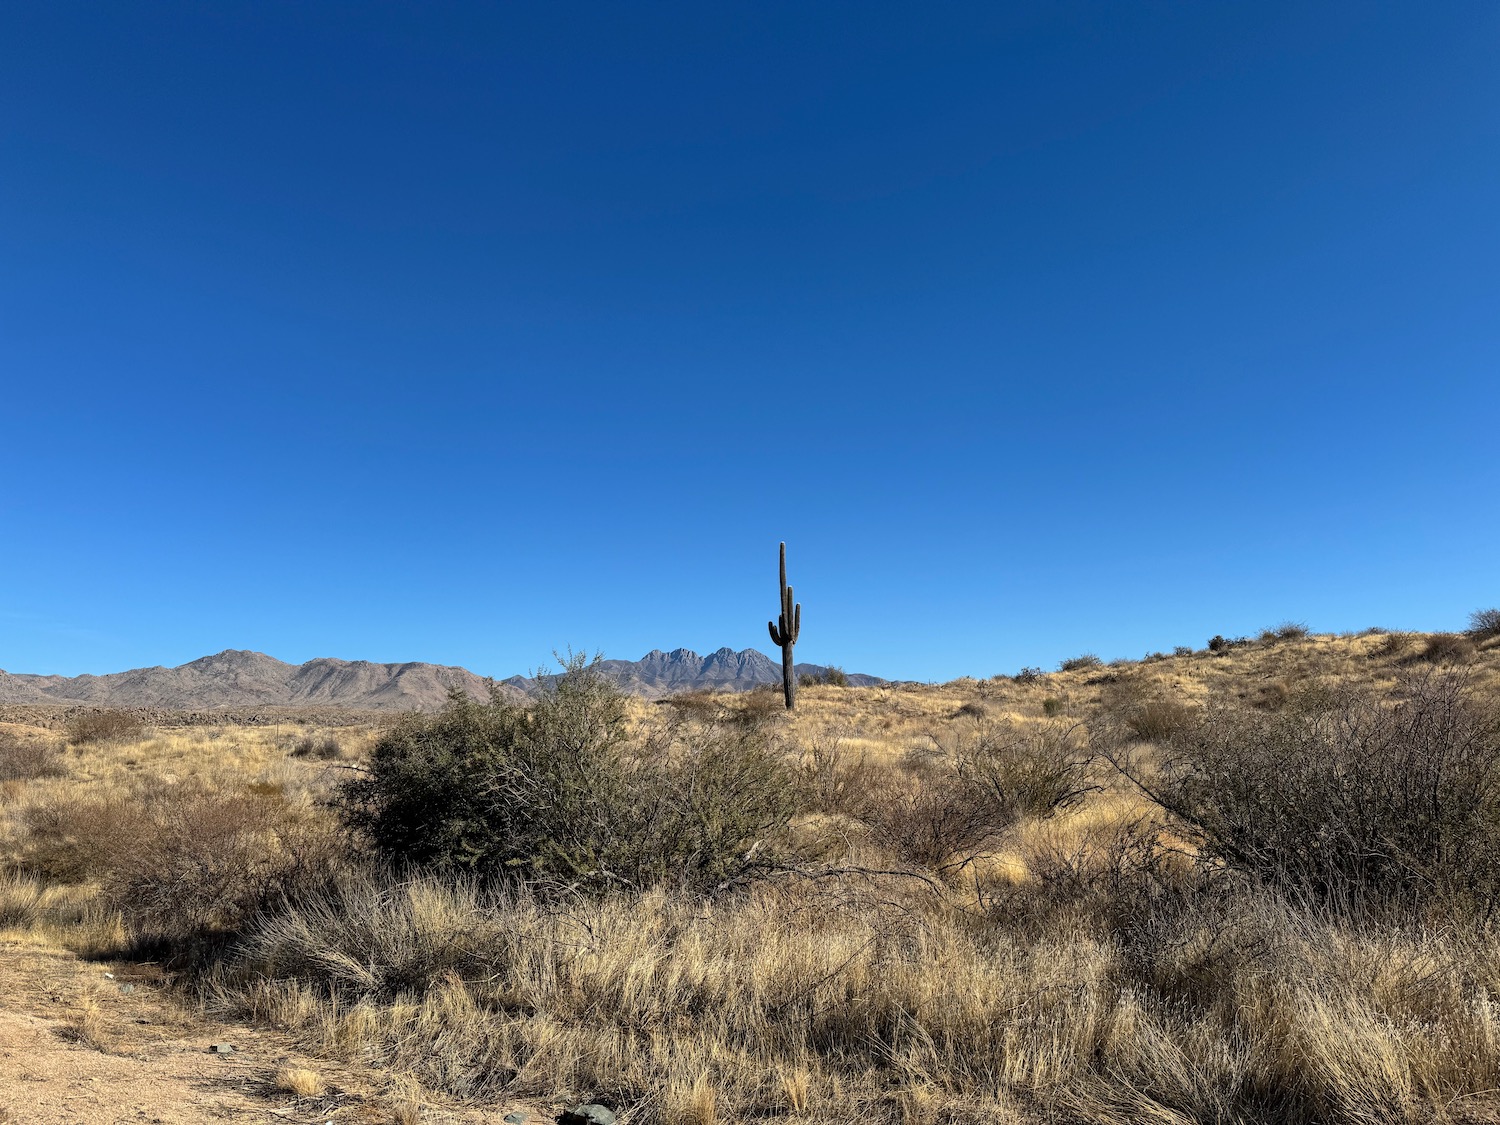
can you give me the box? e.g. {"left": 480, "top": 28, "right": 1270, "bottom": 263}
{"left": 338, "top": 656, "right": 801, "bottom": 895}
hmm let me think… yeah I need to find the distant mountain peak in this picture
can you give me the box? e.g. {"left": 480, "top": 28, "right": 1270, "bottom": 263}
{"left": 0, "top": 647, "right": 885, "bottom": 710}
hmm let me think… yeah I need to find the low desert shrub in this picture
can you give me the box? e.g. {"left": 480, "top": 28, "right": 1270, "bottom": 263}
{"left": 108, "top": 784, "right": 344, "bottom": 943}
{"left": 1058, "top": 653, "right": 1102, "bottom": 672}
{"left": 799, "top": 666, "right": 849, "bottom": 688}
{"left": 0, "top": 731, "right": 65, "bottom": 781}
{"left": 65, "top": 709, "right": 144, "bottom": 745}
{"left": 1407, "top": 632, "right": 1477, "bottom": 665}
{"left": 1115, "top": 672, "right": 1500, "bottom": 918}
{"left": 1257, "top": 621, "right": 1310, "bottom": 644}
{"left": 1124, "top": 698, "right": 1199, "bottom": 742}
{"left": 290, "top": 734, "right": 341, "bottom": 760}
{"left": 863, "top": 721, "right": 1095, "bottom": 875}
{"left": 1372, "top": 631, "right": 1413, "bottom": 658}
{"left": 21, "top": 778, "right": 341, "bottom": 942}
{"left": 1013, "top": 666, "right": 1042, "bottom": 684}
{"left": 338, "top": 657, "right": 800, "bottom": 895}
{"left": 1467, "top": 608, "right": 1500, "bottom": 642}
{"left": 795, "top": 733, "right": 888, "bottom": 818}
{"left": 1207, "top": 635, "right": 1251, "bottom": 653}
{"left": 21, "top": 793, "right": 156, "bottom": 883}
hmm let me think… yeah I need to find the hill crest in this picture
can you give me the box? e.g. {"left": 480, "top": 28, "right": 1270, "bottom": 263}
{"left": 0, "top": 648, "right": 883, "bottom": 710}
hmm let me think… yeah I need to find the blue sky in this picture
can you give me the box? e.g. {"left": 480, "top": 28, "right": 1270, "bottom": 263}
{"left": 2, "top": 2, "right": 1497, "bottom": 682}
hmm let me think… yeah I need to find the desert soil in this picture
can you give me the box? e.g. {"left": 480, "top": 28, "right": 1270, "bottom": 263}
{"left": 0, "top": 940, "right": 538, "bottom": 1125}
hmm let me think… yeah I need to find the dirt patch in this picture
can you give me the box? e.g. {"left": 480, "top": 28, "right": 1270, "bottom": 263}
{"left": 0, "top": 941, "right": 540, "bottom": 1124}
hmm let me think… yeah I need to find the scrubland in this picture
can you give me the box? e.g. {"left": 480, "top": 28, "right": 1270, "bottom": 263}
{"left": 3, "top": 622, "right": 1500, "bottom": 1124}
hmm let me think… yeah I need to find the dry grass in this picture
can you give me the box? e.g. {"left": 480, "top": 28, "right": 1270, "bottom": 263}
{"left": 275, "top": 1065, "right": 327, "bottom": 1097}
{"left": 60, "top": 990, "right": 117, "bottom": 1052}
{"left": 2, "top": 632, "right": 1499, "bottom": 1123}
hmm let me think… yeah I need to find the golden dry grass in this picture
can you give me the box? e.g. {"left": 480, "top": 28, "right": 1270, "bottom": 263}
{"left": 274, "top": 1064, "right": 326, "bottom": 1097}
{"left": 1, "top": 631, "right": 1497, "bottom": 1123}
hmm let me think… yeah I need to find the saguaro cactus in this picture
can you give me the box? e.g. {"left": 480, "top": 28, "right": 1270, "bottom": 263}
{"left": 767, "top": 541, "right": 801, "bottom": 710}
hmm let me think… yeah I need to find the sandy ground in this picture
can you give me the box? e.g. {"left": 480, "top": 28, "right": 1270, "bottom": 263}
{"left": 0, "top": 940, "right": 541, "bottom": 1125}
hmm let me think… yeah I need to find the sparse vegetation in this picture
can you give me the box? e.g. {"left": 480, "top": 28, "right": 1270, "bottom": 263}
{"left": 1058, "top": 653, "right": 1102, "bottom": 672}
{"left": 1258, "top": 619, "right": 1311, "bottom": 643}
{"left": 4, "top": 630, "right": 1500, "bottom": 1123}
{"left": 290, "top": 733, "right": 341, "bottom": 759}
{"left": 64, "top": 709, "right": 144, "bottom": 744}
{"left": 0, "top": 730, "right": 65, "bottom": 781}
{"left": 1469, "top": 607, "right": 1500, "bottom": 641}
{"left": 1409, "top": 631, "right": 1477, "bottom": 665}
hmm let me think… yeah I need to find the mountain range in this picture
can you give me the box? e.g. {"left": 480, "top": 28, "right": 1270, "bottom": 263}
{"left": 0, "top": 648, "right": 884, "bottom": 711}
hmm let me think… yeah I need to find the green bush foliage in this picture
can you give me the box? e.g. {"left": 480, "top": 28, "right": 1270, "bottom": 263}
{"left": 337, "top": 656, "right": 801, "bottom": 895}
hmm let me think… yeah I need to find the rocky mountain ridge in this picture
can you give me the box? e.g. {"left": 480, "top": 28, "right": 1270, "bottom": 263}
{"left": 0, "top": 648, "right": 883, "bottom": 711}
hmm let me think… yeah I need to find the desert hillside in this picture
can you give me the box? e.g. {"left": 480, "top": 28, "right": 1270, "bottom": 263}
{"left": 2, "top": 622, "right": 1499, "bottom": 1125}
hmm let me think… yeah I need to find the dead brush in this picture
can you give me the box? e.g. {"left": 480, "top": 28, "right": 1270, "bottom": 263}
{"left": 290, "top": 734, "right": 342, "bottom": 760}
{"left": 795, "top": 731, "right": 888, "bottom": 818}
{"left": 0, "top": 730, "right": 66, "bottom": 781}
{"left": 64, "top": 709, "right": 145, "bottom": 745}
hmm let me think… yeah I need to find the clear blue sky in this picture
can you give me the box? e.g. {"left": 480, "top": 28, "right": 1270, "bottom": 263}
{"left": 2, "top": 2, "right": 1497, "bottom": 682}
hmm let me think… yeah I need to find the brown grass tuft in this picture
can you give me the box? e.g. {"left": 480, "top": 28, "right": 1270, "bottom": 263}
{"left": 275, "top": 1065, "right": 327, "bottom": 1098}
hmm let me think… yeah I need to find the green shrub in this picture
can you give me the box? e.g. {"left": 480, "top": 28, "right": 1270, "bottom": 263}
{"left": 1042, "top": 697, "right": 1064, "bottom": 717}
{"left": 338, "top": 655, "right": 800, "bottom": 895}
{"left": 1013, "top": 666, "right": 1042, "bottom": 684}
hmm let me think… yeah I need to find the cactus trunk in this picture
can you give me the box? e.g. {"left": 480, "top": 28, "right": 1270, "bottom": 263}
{"left": 767, "top": 542, "right": 801, "bottom": 710}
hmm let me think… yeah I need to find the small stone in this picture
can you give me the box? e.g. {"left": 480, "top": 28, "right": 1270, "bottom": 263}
{"left": 102, "top": 972, "right": 115, "bottom": 979}
{"left": 504, "top": 1115, "right": 527, "bottom": 1124}
{"left": 558, "top": 1105, "right": 616, "bottom": 1125}
{"left": 119, "top": 983, "right": 135, "bottom": 994}
{"left": 210, "top": 1043, "right": 236, "bottom": 1055}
